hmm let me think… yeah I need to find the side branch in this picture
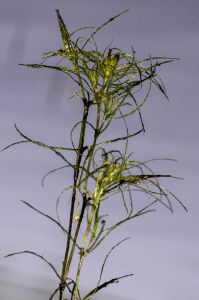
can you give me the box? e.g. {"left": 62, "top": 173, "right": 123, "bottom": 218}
{"left": 21, "top": 200, "right": 81, "bottom": 250}
{"left": 94, "top": 129, "right": 143, "bottom": 147}
{"left": 83, "top": 274, "right": 133, "bottom": 300}
{"left": 5, "top": 251, "right": 61, "bottom": 280}
{"left": 13, "top": 124, "right": 73, "bottom": 165}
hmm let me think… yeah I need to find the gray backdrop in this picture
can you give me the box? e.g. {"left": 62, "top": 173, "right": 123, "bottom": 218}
{"left": 1, "top": 1, "right": 198, "bottom": 300}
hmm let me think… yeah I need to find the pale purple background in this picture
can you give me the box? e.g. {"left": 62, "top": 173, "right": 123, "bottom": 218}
{"left": 0, "top": 1, "right": 198, "bottom": 300}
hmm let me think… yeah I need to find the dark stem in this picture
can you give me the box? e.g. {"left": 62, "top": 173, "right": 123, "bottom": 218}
{"left": 61, "top": 96, "right": 90, "bottom": 281}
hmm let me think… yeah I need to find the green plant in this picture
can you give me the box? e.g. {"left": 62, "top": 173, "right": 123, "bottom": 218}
{"left": 3, "top": 9, "right": 187, "bottom": 300}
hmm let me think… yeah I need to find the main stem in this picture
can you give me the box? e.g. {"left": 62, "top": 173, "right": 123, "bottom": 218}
{"left": 73, "top": 102, "right": 102, "bottom": 300}
{"left": 61, "top": 97, "right": 89, "bottom": 281}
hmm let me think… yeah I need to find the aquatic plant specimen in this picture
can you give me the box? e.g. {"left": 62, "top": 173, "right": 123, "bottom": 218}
{"left": 3, "top": 9, "right": 187, "bottom": 300}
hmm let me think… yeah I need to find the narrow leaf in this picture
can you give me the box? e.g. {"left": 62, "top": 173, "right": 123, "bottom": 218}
{"left": 5, "top": 250, "right": 61, "bottom": 279}
{"left": 56, "top": 10, "right": 72, "bottom": 51}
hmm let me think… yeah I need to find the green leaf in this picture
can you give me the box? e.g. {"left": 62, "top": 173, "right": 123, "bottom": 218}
{"left": 55, "top": 10, "right": 72, "bottom": 51}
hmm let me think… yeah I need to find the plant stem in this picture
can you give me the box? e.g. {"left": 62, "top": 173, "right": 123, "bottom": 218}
{"left": 74, "top": 254, "right": 85, "bottom": 300}
{"left": 62, "top": 194, "right": 87, "bottom": 282}
{"left": 61, "top": 98, "right": 90, "bottom": 281}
